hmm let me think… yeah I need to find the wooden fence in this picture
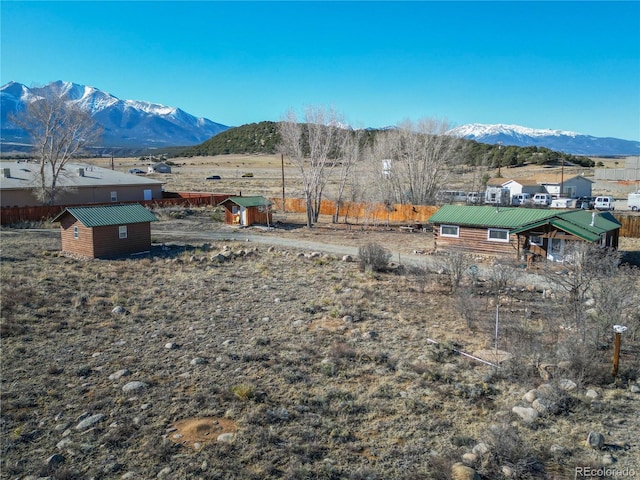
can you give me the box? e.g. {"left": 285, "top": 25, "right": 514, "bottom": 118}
{"left": 0, "top": 192, "right": 231, "bottom": 225}
{"left": 272, "top": 198, "right": 640, "bottom": 238}
{"left": 3, "top": 193, "right": 640, "bottom": 238}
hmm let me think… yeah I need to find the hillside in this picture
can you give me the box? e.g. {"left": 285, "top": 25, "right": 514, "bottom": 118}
{"left": 178, "top": 122, "right": 596, "bottom": 170}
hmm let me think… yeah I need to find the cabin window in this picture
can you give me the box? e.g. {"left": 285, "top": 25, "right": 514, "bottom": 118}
{"left": 73, "top": 226, "right": 79, "bottom": 239}
{"left": 440, "top": 225, "right": 459, "bottom": 237}
{"left": 529, "top": 235, "right": 543, "bottom": 246}
{"left": 488, "top": 228, "right": 509, "bottom": 242}
{"left": 119, "top": 225, "right": 127, "bottom": 239}
{"left": 111, "top": 191, "right": 118, "bottom": 202}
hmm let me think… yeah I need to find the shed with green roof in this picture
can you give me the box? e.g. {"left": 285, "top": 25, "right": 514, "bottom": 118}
{"left": 218, "top": 196, "right": 273, "bottom": 227}
{"left": 427, "top": 205, "right": 620, "bottom": 263}
{"left": 53, "top": 204, "right": 158, "bottom": 258}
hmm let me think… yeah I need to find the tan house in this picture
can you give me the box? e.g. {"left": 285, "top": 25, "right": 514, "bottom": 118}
{"left": 0, "top": 161, "right": 164, "bottom": 207}
{"left": 52, "top": 204, "right": 158, "bottom": 259}
{"left": 218, "top": 196, "right": 273, "bottom": 227}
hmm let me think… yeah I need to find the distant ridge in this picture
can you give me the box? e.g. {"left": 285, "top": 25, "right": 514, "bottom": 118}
{"left": 0, "top": 81, "right": 230, "bottom": 150}
{"left": 448, "top": 123, "right": 640, "bottom": 156}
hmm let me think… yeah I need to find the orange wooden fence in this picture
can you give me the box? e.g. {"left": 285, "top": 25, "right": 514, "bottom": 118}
{"left": 3, "top": 193, "right": 640, "bottom": 239}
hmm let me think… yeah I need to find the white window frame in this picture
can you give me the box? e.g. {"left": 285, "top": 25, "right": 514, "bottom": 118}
{"left": 118, "top": 225, "right": 127, "bottom": 239}
{"left": 73, "top": 226, "right": 79, "bottom": 239}
{"left": 110, "top": 191, "right": 118, "bottom": 202}
{"left": 487, "top": 228, "right": 510, "bottom": 242}
{"left": 529, "top": 235, "right": 543, "bottom": 246}
{"left": 440, "top": 225, "right": 459, "bottom": 238}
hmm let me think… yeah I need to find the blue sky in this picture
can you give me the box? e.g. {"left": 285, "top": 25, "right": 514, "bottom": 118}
{"left": 2, "top": 1, "right": 639, "bottom": 140}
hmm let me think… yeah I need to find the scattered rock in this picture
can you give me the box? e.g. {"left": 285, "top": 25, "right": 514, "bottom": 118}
{"left": 512, "top": 406, "right": 538, "bottom": 423}
{"left": 629, "top": 383, "right": 640, "bottom": 394}
{"left": 472, "top": 442, "right": 489, "bottom": 456}
{"left": 217, "top": 433, "right": 234, "bottom": 442}
{"left": 451, "top": 462, "right": 480, "bottom": 480}
{"left": 585, "top": 389, "right": 599, "bottom": 399}
{"left": 45, "top": 453, "right": 65, "bottom": 468}
{"left": 112, "top": 306, "right": 128, "bottom": 315}
{"left": 461, "top": 452, "right": 478, "bottom": 465}
{"left": 342, "top": 255, "right": 353, "bottom": 262}
{"left": 75, "top": 414, "right": 105, "bottom": 431}
{"left": 523, "top": 389, "right": 537, "bottom": 403}
{"left": 190, "top": 357, "right": 206, "bottom": 365}
{"left": 559, "top": 379, "right": 577, "bottom": 391}
{"left": 586, "top": 431, "right": 605, "bottom": 450}
{"left": 109, "top": 369, "right": 130, "bottom": 381}
{"left": 122, "top": 381, "right": 148, "bottom": 393}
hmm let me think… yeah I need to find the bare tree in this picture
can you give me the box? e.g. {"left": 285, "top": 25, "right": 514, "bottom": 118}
{"left": 331, "top": 129, "right": 363, "bottom": 223}
{"left": 11, "top": 92, "right": 102, "bottom": 205}
{"left": 541, "top": 243, "right": 621, "bottom": 343}
{"left": 278, "top": 107, "right": 348, "bottom": 227}
{"left": 368, "top": 118, "right": 463, "bottom": 205}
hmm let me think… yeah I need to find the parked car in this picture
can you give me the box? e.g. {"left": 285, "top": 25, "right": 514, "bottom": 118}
{"left": 594, "top": 196, "right": 615, "bottom": 211}
{"left": 575, "top": 196, "right": 595, "bottom": 210}
{"left": 241, "top": 172, "right": 254, "bottom": 178}
{"left": 511, "top": 193, "right": 532, "bottom": 206}
{"left": 532, "top": 193, "right": 552, "bottom": 206}
{"left": 206, "top": 175, "right": 221, "bottom": 180}
{"left": 128, "top": 168, "right": 145, "bottom": 175}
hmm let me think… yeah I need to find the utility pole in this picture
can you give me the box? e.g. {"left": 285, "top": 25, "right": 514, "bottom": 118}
{"left": 281, "top": 153, "right": 286, "bottom": 213}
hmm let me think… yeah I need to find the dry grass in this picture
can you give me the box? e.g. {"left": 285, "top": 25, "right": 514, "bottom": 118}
{"left": 1, "top": 219, "right": 639, "bottom": 479}
{"left": 2, "top": 156, "right": 639, "bottom": 478}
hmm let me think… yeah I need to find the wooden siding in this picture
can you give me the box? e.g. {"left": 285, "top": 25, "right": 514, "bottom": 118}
{"left": 59, "top": 214, "right": 152, "bottom": 258}
{"left": 223, "top": 205, "right": 273, "bottom": 226}
{"left": 433, "top": 226, "right": 519, "bottom": 257}
{"left": 91, "top": 223, "right": 151, "bottom": 258}
{"left": 60, "top": 217, "right": 95, "bottom": 258}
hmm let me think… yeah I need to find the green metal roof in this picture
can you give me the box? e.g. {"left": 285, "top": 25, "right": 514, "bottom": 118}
{"left": 53, "top": 204, "right": 158, "bottom": 227}
{"left": 220, "top": 196, "right": 273, "bottom": 208}
{"left": 429, "top": 205, "right": 621, "bottom": 242}
{"left": 428, "top": 205, "right": 557, "bottom": 228}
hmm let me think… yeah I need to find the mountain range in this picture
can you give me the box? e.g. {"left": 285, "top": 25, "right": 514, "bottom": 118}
{"left": 0, "top": 81, "right": 229, "bottom": 150}
{"left": 1, "top": 81, "right": 638, "bottom": 156}
{"left": 447, "top": 123, "right": 639, "bottom": 156}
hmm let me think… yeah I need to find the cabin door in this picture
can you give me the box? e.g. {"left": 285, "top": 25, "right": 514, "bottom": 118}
{"left": 548, "top": 238, "right": 564, "bottom": 262}
{"left": 240, "top": 207, "right": 248, "bottom": 226}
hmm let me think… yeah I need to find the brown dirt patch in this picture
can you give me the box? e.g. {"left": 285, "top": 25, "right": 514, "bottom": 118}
{"left": 169, "top": 417, "right": 237, "bottom": 449}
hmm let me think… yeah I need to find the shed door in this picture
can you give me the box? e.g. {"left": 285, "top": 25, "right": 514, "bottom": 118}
{"left": 240, "top": 207, "right": 247, "bottom": 226}
{"left": 143, "top": 189, "right": 152, "bottom": 201}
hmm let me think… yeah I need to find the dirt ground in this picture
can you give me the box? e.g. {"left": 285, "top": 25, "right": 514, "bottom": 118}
{"left": 2, "top": 155, "right": 640, "bottom": 479}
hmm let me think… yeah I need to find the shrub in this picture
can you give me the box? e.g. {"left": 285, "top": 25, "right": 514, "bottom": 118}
{"left": 358, "top": 243, "right": 391, "bottom": 272}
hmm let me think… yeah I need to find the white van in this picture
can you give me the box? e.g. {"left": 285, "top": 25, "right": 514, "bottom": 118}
{"left": 532, "top": 193, "right": 552, "bottom": 206}
{"left": 511, "top": 193, "right": 532, "bottom": 206}
{"left": 594, "top": 196, "right": 615, "bottom": 211}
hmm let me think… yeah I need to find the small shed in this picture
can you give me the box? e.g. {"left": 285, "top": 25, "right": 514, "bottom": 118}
{"left": 218, "top": 196, "right": 273, "bottom": 226}
{"left": 148, "top": 162, "right": 172, "bottom": 174}
{"left": 52, "top": 204, "right": 158, "bottom": 259}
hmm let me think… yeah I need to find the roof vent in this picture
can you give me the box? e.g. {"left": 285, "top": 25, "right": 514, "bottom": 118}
{"left": 77, "top": 168, "right": 85, "bottom": 177}
{"left": 591, "top": 212, "right": 596, "bottom": 227}
{"left": 1, "top": 168, "right": 10, "bottom": 178}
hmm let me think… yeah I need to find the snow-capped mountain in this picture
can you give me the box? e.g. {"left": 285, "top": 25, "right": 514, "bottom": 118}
{"left": 448, "top": 123, "right": 640, "bottom": 156}
{"left": 1, "top": 81, "right": 230, "bottom": 149}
